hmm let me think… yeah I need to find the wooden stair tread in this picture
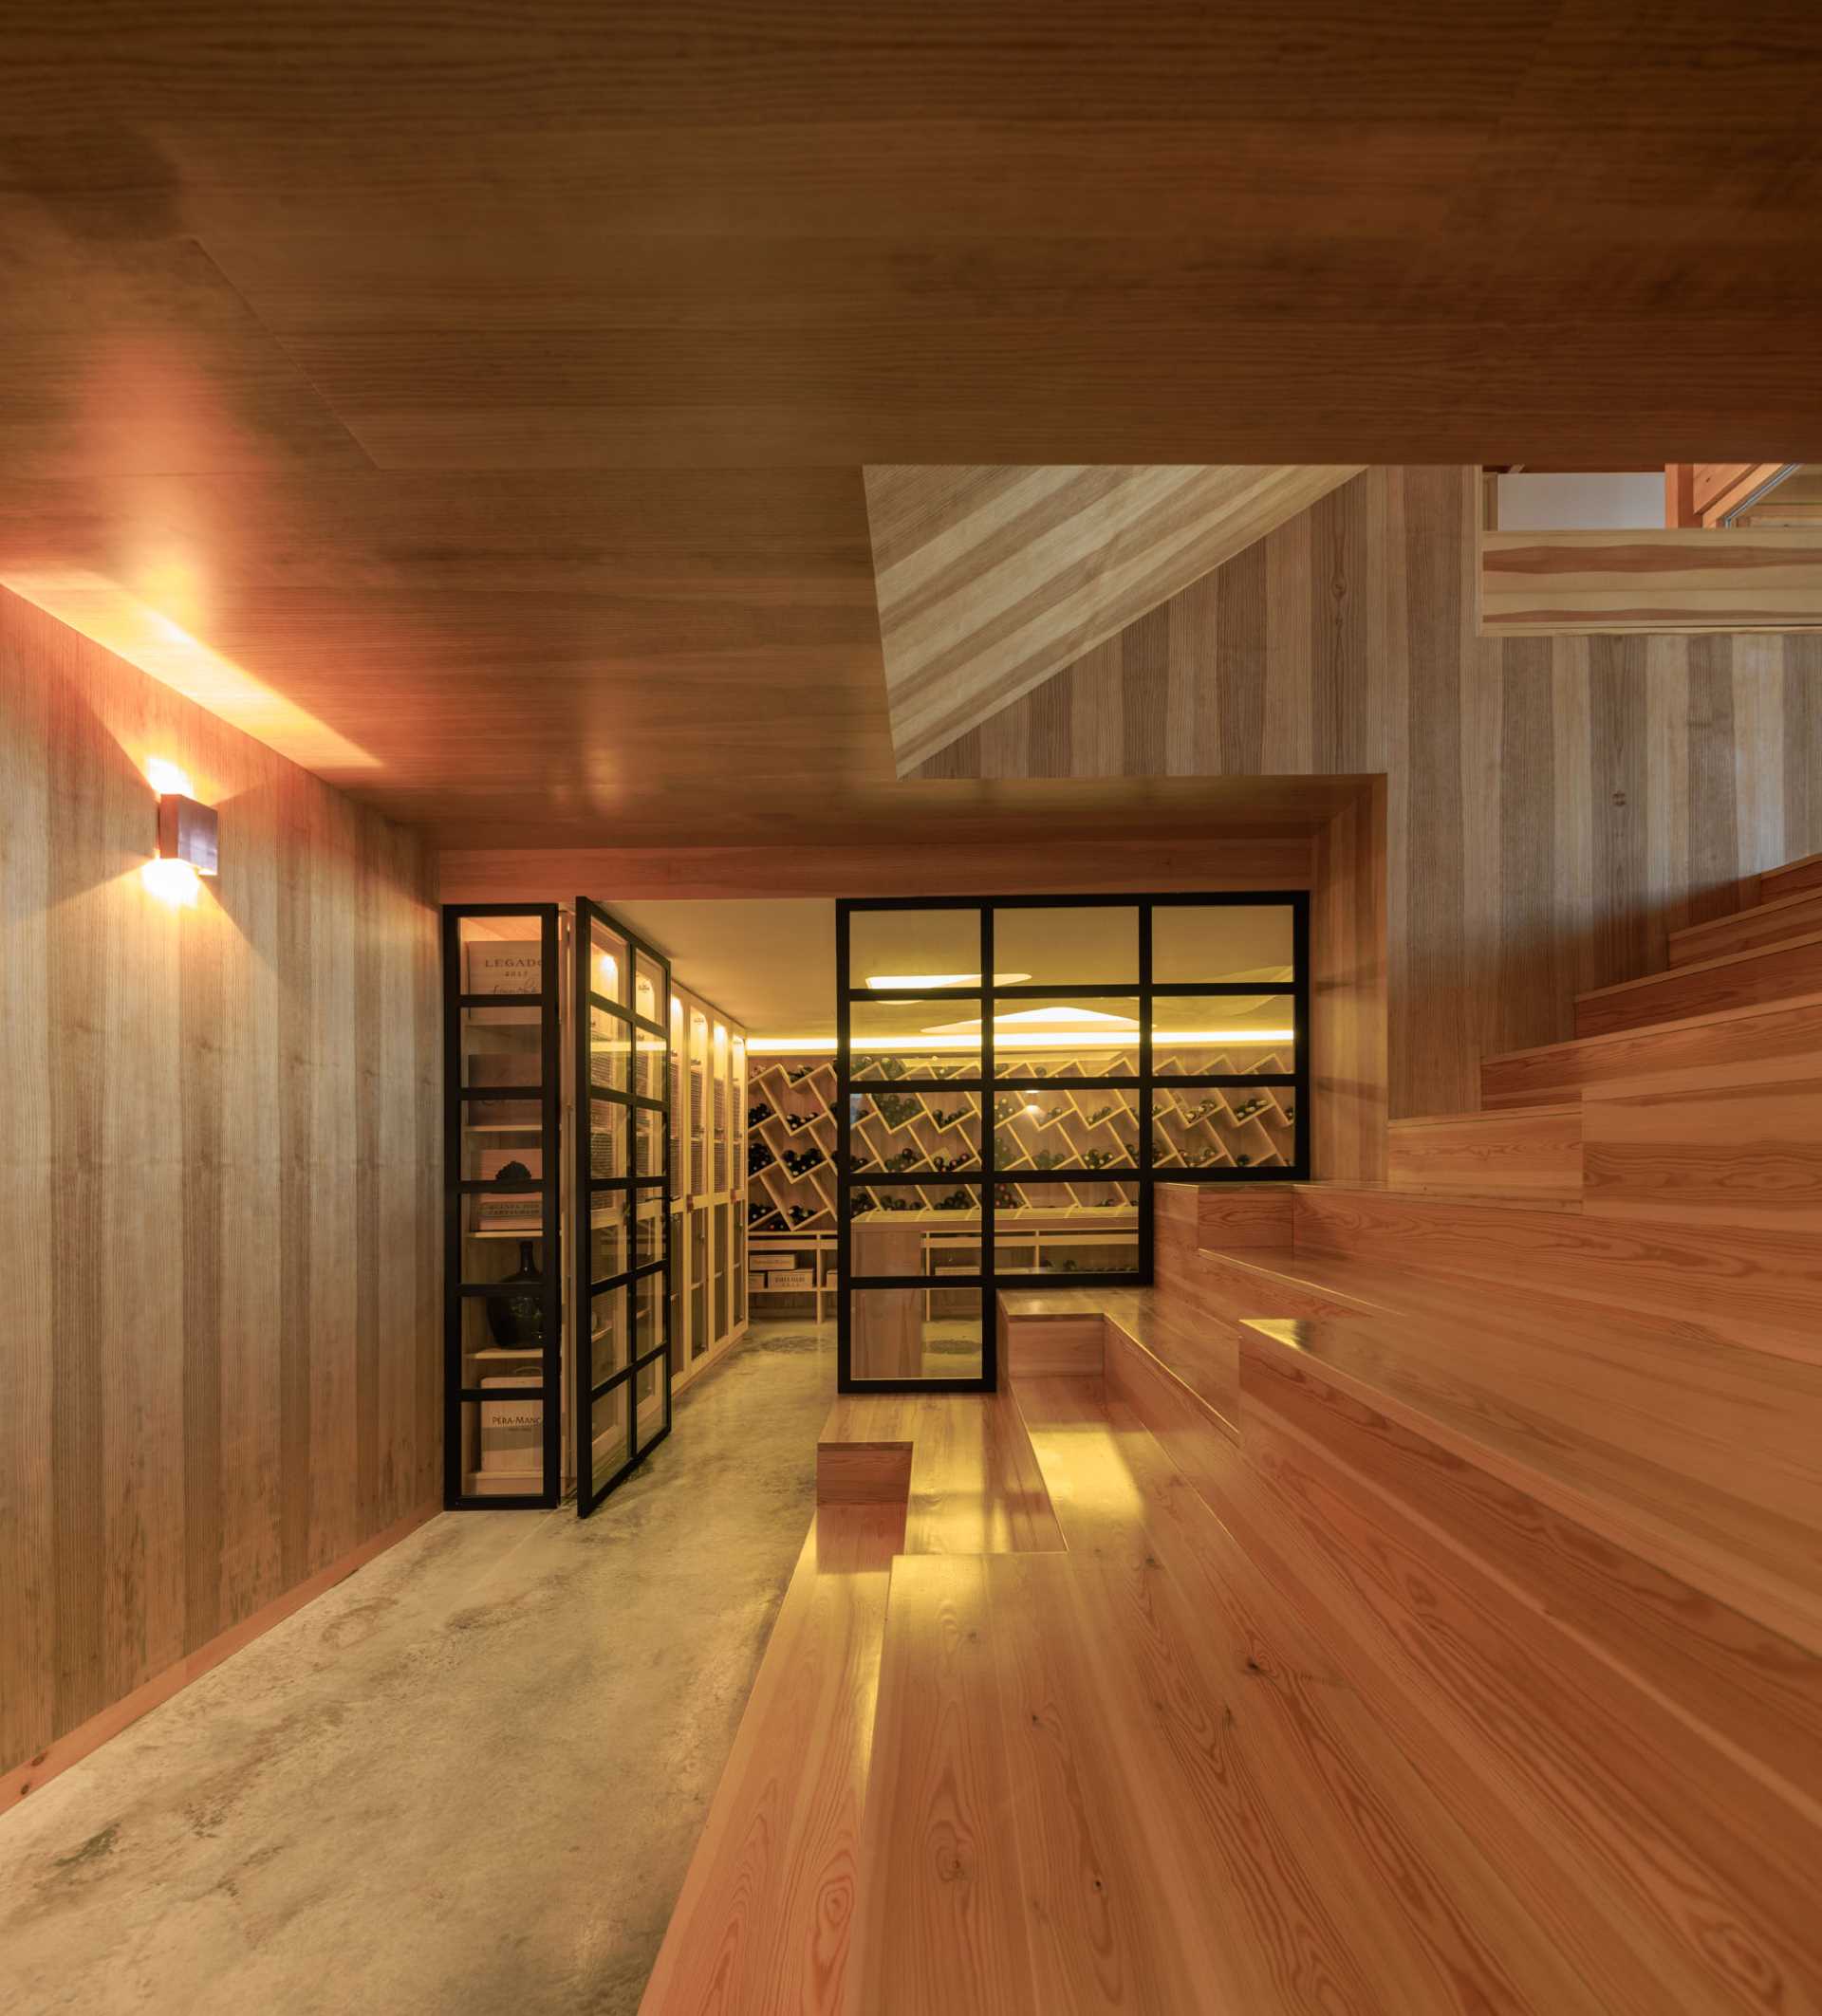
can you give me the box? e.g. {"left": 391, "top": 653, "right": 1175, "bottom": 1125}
{"left": 1481, "top": 988, "right": 1822, "bottom": 1106}
{"left": 1762, "top": 847, "right": 1822, "bottom": 903}
{"left": 1670, "top": 884, "right": 1822, "bottom": 965}
{"left": 638, "top": 1507, "right": 901, "bottom": 2016}
{"left": 818, "top": 1392, "right": 1064, "bottom": 1555}
{"left": 1290, "top": 1182, "right": 1822, "bottom": 1362}
{"left": 1572, "top": 929, "right": 1822, "bottom": 1038}
{"left": 1238, "top": 1310, "right": 1822, "bottom": 1656}
{"left": 1388, "top": 1103, "right": 1584, "bottom": 1200}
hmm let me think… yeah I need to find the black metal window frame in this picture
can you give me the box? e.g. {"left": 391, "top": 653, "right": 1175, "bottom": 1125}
{"left": 574, "top": 898, "right": 675, "bottom": 1516}
{"left": 835, "top": 893, "right": 1310, "bottom": 1394}
{"left": 444, "top": 901, "right": 565, "bottom": 1508}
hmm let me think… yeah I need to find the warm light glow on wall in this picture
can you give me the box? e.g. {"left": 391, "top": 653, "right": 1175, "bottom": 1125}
{"left": 140, "top": 857, "right": 201, "bottom": 907}
{"left": 865, "top": 971, "right": 1031, "bottom": 990}
{"left": 747, "top": 1029, "right": 1292, "bottom": 1054}
{"left": 144, "top": 755, "right": 194, "bottom": 796}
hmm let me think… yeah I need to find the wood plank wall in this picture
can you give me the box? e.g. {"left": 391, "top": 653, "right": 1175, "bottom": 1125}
{"left": 0, "top": 588, "right": 440, "bottom": 1788}
{"left": 915, "top": 467, "right": 1822, "bottom": 1117}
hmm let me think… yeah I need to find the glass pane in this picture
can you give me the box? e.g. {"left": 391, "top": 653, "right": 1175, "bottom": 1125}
{"left": 634, "top": 1028, "right": 666, "bottom": 1103}
{"left": 589, "top": 1209, "right": 628, "bottom": 1285}
{"left": 633, "top": 1191, "right": 666, "bottom": 1267}
{"left": 587, "top": 918, "right": 628, "bottom": 1008}
{"left": 994, "top": 906, "right": 1137, "bottom": 986}
{"left": 589, "top": 1006, "right": 630, "bottom": 1093}
{"left": 635, "top": 1108, "right": 665, "bottom": 1178}
{"left": 634, "top": 950, "right": 664, "bottom": 1026}
{"left": 849, "top": 908, "right": 980, "bottom": 990}
{"left": 850, "top": 994, "right": 981, "bottom": 1082}
{"left": 850, "top": 1090, "right": 980, "bottom": 1174}
{"left": 994, "top": 1180, "right": 1139, "bottom": 1275}
{"left": 459, "top": 1396, "right": 544, "bottom": 1492}
{"left": 462, "top": 1039, "right": 542, "bottom": 1129}
{"left": 588, "top": 1099, "right": 627, "bottom": 1179}
{"left": 458, "top": 915, "right": 543, "bottom": 1015}
{"left": 588, "top": 1381, "right": 629, "bottom": 1484}
{"left": 464, "top": 1143, "right": 544, "bottom": 1244}
{"left": 848, "top": 1179, "right": 983, "bottom": 1229}
{"left": 1153, "top": 904, "right": 1293, "bottom": 985}
{"left": 460, "top": 1287, "right": 547, "bottom": 1389}
{"left": 1152, "top": 994, "right": 1296, "bottom": 1077}
{"left": 994, "top": 1089, "right": 1138, "bottom": 1172}
{"left": 634, "top": 1272, "right": 662, "bottom": 1359}
{"left": 850, "top": 1290, "right": 983, "bottom": 1382}
{"left": 589, "top": 1285, "right": 627, "bottom": 1385}
{"left": 1153, "top": 1085, "right": 1296, "bottom": 1170}
{"left": 992, "top": 995, "right": 1141, "bottom": 1078}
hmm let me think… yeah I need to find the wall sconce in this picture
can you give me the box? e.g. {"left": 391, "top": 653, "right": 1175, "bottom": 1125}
{"left": 140, "top": 758, "right": 217, "bottom": 905}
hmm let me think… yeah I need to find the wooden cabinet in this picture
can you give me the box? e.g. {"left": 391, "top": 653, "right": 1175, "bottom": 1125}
{"left": 668, "top": 979, "right": 750, "bottom": 1393}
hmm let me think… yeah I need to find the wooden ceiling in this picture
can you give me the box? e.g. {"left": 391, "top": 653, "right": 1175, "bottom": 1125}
{"left": 4, "top": 3, "right": 1820, "bottom": 843}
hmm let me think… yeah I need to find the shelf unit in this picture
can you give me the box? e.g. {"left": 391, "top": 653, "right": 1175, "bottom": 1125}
{"left": 668, "top": 978, "right": 749, "bottom": 1392}
{"left": 445, "top": 900, "right": 685, "bottom": 1514}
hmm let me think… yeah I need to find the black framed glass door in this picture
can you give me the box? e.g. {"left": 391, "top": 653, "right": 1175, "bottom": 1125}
{"left": 835, "top": 894, "right": 1309, "bottom": 1393}
{"left": 574, "top": 899, "right": 674, "bottom": 1514}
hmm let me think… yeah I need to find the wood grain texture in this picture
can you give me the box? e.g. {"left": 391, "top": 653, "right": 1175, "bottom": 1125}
{"left": 1670, "top": 885, "right": 1822, "bottom": 964}
{"left": 0, "top": 587, "right": 438, "bottom": 1786}
{"left": 914, "top": 467, "right": 1822, "bottom": 1117}
{"left": 1583, "top": 1057, "right": 1822, "bottom": 1231}
{"left": 1481, "top": 991, "right": 1822, "bottom": 1109}
{"left": 1243, "top": 1312, "right": 1822, "bottom": 1655}
{"left": 1575, "top": 929, "right": 1822, "bottom": 1037}
{"left": 638, "top": 1507, "right": 900, "bottom": 2016}
{"left": 1763, "top": 851, "right": 1822, "bottom": 903}
{"left": 1388, "top": 1104, "right": 1583, "bottom": 1200}
{"left": 438, "top": 828, "right": 1323, "bottom": 903}
{"left": 854, "top": 1553, "right": 1039, "bottom": 2016}
{"left": 1482, "top": 528, "right": 1822, "bottom": 634}
{"left": 1292, "top": 1183, "right": 1822, "bottom": 1362}
{"left": 1237, "top": 1394, "right": 1822, "bottom": 2011}
{"left": 8, "top": 5, "right": 1822, "bottom": 474}
{"left": 865, "top": 464, "right": 1360, "bottom": 771}
{"left": 817, "top": 1396, "right": 1065, "bottom": 1557}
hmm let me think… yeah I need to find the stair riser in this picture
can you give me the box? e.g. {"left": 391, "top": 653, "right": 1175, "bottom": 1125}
{"left": 1292, "top": 1188, "right": 1822, "bottom": 1359}
{"left": 1388, "top": 1106, "right": 1581, "bottom": 1200}
{"left": 1575, "top": 934, "right": 1822, "bottom": 1039}
{"left": 1482, "top": 995, "right": 1822, "bottom": 1108}
{"left": 1670, "top": 890, "right": 1822, "bottom": 967}
{"left": 1761, "top": 853, "right": 1822, "bottom": 905}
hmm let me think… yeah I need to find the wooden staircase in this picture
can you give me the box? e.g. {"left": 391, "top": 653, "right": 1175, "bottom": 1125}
{"left": 641, "top": 855, "right": 1822, "bottom": 2015}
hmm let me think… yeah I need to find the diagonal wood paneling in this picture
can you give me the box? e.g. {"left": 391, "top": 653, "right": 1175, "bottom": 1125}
{"left": 914, "top": 468, "right": 1822, "bottom": 1118}
{"left": 865, "top": 464, "right": 1361, "bottom": 772}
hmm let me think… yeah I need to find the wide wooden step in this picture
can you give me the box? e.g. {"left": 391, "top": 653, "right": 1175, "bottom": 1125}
{"left": 1582, "top": 1054, "right": 1822, "bottom": 1230}
{"left": 1762, "top": 848, "right": 1822, "bottom": 905}
{"left": 1671, "top": 885, "right": 1822, "bottom": 966}
{"left": 638, "top": 1507, "right": 901, "bottom": 2016}
{"left": 1227, "top": 1350, "right": 1822, "bottom": 2010}
{"left": 851, "top": 1375, "right": 1822, "bottom": 2012}
{"left": 817, "top": 1392, "right": 1064, "bottom": 1555}
{"left": 1001, "top": 1282, "right": 1243, "bottom": 1436}
{"left": 1292, "top": 1182, "right": 1822, "bottom": 1361}
{"left": 1574, "top": 928, "right": 1822, "bottom": 1038}
{"left": 1480, "top": 990, "right": 1822, "bottom": 1107}
{"left": 1386, "top": 1103, "right": 1582, "bottom": 1201}
{"left": 1239, "top": 1309, "right": 1822, "bottom": 1656}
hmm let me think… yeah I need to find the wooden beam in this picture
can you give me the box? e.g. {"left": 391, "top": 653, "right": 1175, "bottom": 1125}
{"left": 1481, "top": 528, "right": 1822, "bottom": 634}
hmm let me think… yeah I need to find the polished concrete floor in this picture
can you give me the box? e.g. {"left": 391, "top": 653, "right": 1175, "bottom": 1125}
{"left": 0, "top": 1324, "right": 834, "bottom": 2015}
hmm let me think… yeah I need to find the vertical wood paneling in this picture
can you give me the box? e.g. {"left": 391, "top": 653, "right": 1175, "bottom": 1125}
{"left": 0, "top": 586, "right": 439, "bottom": 1785}
{"left": 914, "top": 469, "right": 1822, "bottom": 1115}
